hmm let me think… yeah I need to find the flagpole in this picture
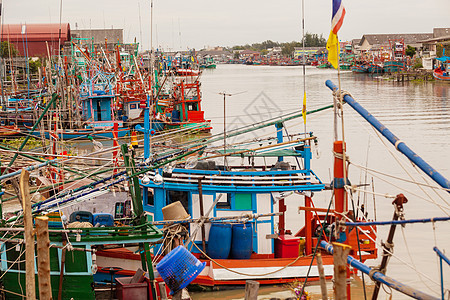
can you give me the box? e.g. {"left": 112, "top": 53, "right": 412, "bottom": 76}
{"left": 301, "top": 0, "right": 307, "bottom": 139}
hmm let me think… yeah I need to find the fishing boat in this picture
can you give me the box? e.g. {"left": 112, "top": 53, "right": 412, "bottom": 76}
{"left": 351, "top": 63, "right": 368, "bottom": 73}
{"left": 92, "top": 96, "right": 380, "bottom": 288}
{"left": 433, "top": 56, "right": 450, "bottom": 81}
{"left": 0, "top": 125, "right": 21, "bottom": 136}
{"left": 383, "top": 60, "right": 405, "bottom": 73}
{"left": 383, "top": 39, "right": 407, "bottom": 73}
{"left": 0, "top": 218, "right": 162, "bottom": 299}
{"left": 27, "top": 69, "right": 129, "bottom": 140}
{"left": 25, "top": 125, "right": 130, "bottom": 140}
{"left": 367, "top": 63, "right": 384, "bottom": 74}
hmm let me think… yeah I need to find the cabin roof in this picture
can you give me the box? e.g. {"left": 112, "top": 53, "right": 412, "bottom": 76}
{"left": 433, "top": 28, "right": 450, "bottom": 38}
{"left": 359, "top": 33, "right": 433, "bottom": 46}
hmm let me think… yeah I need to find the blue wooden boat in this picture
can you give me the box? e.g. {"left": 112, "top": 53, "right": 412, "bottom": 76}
{"left": 98, "top": 105, "right": 378, "bottom": 287}
{"left": 433, "top": 56, "right": 450, "bottom": 81}
{"left": 351, "top": 64, "right": 368, "bottom": 73}
{"left": 26, "top": 69, "right": 131, "bottom": 140}
{"left": 25, "top": 125, "right": 130, "bottom": 140}
{"left": 367, "top": 63, "right": 384, "bottom": 74}
{"left": 383, "top": 60, "right": 405, "bottom": 73}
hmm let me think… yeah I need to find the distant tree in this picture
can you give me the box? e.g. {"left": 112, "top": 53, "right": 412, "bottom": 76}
{"left": 232, "top": 45, "right": 245, "bottom": 50}
{"left": 281, "top": 42, "right": 294, "bottom": 57}
{"left": 0, "top": 41, "right": 19, "bottom": 58}
{"left": 28, "top": 58, "right": 42, "bottom": 74}
{"left": 260, "top": 49, "right": 268, "bottom": 56}
{"left": 254, "top": 40, "right": 280, "bottom": 51}
{"left": 233, "top": 52, "right": 240, "bottom": 59}
{"left": 301, "top": 32, "right": 327, "bottom": 47}
{"left": 405, "top": 45, "right": 416, "bottom": 58}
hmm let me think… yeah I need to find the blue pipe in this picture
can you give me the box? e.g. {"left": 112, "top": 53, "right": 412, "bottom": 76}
{"left": 0, "top": 160, "right": 56, "bottom": 181}
{"left": 345, "top": 216, "right": 450, "bottom": 227}
{"left": 433, "top": 247, "right": 448, "bottom": 300}
{"left": 320, "top": 241, "right": 438, "bottom": 300}
{"left": 325, "top": 80, "right": 450, "bottom": 192}
{"left": 433, "top": 247, "right": 450, "bottom": 266}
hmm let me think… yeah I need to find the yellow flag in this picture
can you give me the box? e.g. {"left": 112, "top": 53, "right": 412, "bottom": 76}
{"left": 326, "top": 30, "right": 340, "bottom": 69}
{"left": 302, "top": 92, "right": 307, "bottom": 124}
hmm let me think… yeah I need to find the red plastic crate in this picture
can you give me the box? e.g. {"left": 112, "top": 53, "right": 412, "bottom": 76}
{"left": 115, "top": 277, "right": 148, "bottom": 300}
{"left": 274, "top": 235, "right": 301, "bottom": 258}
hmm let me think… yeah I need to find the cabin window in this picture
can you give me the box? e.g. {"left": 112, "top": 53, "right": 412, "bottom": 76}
{"left": 96, "top": 100, "right": 102, "bottom": 121}
{"left": 234, "top": 193, "right": 252, "bottom": 210}
{"left": 187, "top": 103, "right": 198, "bottom": 111}
{"left": 147, "top": 188, "right": 154, "bottom": 206}
{"left": 6, "top": 242, "right": 25, "bottom": 270}
{"left": 49, "top": 247, "right": 60, "bottom": 272}
{"left": 216, "top": 193, "right": 231, "bottom": 209}
{"left": 141, "top": 187, "right": 154, "bottom": 206}
{"left": 167, "top": 190, "right": 189, "bottom": 213}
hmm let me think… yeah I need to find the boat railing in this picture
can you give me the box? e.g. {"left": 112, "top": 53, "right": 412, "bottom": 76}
{"left": 141, "top": 168, "right": 324, "bottom": 190}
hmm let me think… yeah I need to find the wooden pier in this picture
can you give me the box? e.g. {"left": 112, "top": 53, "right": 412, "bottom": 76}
{"left": 386, "top": 69, "right": 434, "bottom": 82}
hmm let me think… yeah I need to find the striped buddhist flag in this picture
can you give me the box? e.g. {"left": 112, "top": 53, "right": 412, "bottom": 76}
{"left": 326, "top": 0, "right": 346, "bottom": 69}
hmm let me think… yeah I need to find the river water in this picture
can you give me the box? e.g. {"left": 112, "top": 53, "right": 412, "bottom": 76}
{"left": 192, "top": 64, "right": 450, "bottom": 299}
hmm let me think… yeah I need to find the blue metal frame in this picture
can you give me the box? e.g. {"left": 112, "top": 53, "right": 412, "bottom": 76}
{"left": 433, "top": 246, "right": 449, "bottom": 300}
{"left": 321, "top": 241, "right": 439, "bottom": 300}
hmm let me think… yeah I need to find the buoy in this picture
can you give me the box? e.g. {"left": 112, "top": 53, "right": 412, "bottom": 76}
{"left": 131, "top": 131, "right": 138, "bottom": 148}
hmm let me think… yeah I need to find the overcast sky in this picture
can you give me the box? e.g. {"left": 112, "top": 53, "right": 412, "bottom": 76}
{"left": 3, "top": 0, "right": 449, "bottom": 51}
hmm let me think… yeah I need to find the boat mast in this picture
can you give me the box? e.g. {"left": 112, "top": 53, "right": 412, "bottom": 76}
{"left": 145, "top": 0, "right": 154, "bottom": 160}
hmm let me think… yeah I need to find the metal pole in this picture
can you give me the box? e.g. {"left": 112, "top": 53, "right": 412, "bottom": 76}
{"left": 197, "top": 178, "right": 207, "bottom": 253}
{"left": 320, "top": 241, "right": 438, "bottom": 300}
{"left": 433, "top": 247, "right": 450, "bottom": 300}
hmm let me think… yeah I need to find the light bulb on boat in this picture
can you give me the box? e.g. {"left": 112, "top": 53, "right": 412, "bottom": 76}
{"left": 153, "top": 174, "right": 163, "bottom": 185}
{"left": 163, "top": 164, "right": 173, "bottom": 174}
{"left": 141, "top": 175, "right": 151, "bottom": 185}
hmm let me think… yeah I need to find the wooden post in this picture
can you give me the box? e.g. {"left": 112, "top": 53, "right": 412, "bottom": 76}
{"left": 244, "top": 280, "right": 260, "bottom": 300}
{"left": 316, "top": 252, "right": 328, "bottom": 300}
{"left": 36, "top": 216, "right": 52, "bottom": 300}
{"left": 172, "top": 288, "right": 191, "bottom": 300}
{"left": 333, "top": 242, "right": 351, "bottom": 300}
{"left": 20, "top": 169, "right": 36, "bottom": 300}
{"left": 158, "top": 282, "right": 168, "bottom": 300}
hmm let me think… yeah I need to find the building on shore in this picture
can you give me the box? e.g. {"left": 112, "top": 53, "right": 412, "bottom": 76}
{"left": 293, "top": 47, "right": 322, "bottom": 59}
{"left": 70, "top": 28, "right": 137, "bottom": 55}
{"left": 358, "top": 33, "right": 433, "bottom": 53}
{"left": 418, "top": 28, "right": 450, "bottom": 69}
{"left": 1, "top": 23, "right": 71, "bottom": 57}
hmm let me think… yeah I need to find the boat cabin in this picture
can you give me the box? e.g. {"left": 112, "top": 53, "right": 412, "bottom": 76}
{"left": 141, "top": 133, "right": 325, "bottom": 258}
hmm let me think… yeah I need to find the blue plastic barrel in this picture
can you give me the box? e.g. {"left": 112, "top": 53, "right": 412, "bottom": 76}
{"left": 172, "top": 110, "right": 181, "bottom": 122}
{"left": 207, "top": 223, "right": 232, "bottom": 259}
{"left": 69, "top": 211, "right": 93, "bottom": 224}
{"left": 231, "top": 223, "right": 253, "bottom": 259}
{"left": 93, "top": 213, "right": 114, "bottom": 227}
{"left": 156, "top": 246, "right": 206, "bottom": 294}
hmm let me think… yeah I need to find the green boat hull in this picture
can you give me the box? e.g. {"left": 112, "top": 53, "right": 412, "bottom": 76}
{"left": 1, "top": 272, "right": 95, "bottom": 299}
